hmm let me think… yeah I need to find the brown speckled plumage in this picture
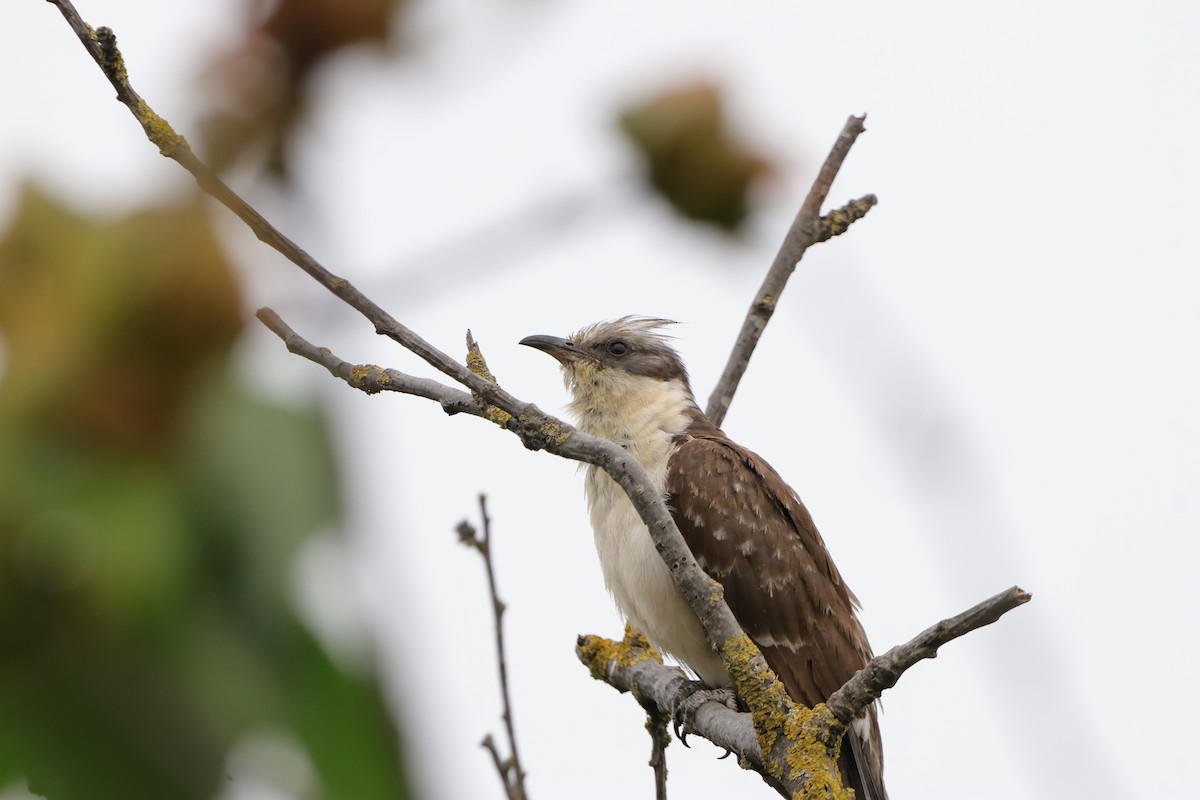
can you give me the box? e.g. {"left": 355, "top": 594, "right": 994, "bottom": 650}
{"left": 668, "top": 409, "right": 884, "bottom": 800}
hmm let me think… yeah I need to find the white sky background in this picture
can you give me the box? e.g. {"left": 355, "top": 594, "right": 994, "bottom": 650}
{"left": 4, "top": 1, "right": 1199, "bottom": 799}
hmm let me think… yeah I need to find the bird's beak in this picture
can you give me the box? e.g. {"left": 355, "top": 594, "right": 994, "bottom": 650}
{"left": 519, "top": 334, "right": 593, "bottom": 366}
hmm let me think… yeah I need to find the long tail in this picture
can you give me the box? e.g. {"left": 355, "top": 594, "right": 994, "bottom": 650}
{"left": 844, "top": 704, "right": 887, "bottom": 800}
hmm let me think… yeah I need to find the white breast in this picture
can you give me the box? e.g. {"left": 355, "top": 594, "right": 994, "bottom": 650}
{"left": 574, "top": 376, "right": 729, "bottom": 687}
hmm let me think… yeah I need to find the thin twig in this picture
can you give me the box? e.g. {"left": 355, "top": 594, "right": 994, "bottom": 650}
{"left": 644, "top": 706, "right": 670, "bottom": 800}
{"left": 825, "top": 585, "right": 1034, "bottom": 729}
{"left": 253, "top": 308, "right": 484, "bottom": 416}
{"left": 705, "top": 115, "right": 873, "bottom": 426}
{"left": 480, "top": 735, "right": 511, "bottom": 796}
{"left": 458, "top": 497, "right": 529, "bottom": 800}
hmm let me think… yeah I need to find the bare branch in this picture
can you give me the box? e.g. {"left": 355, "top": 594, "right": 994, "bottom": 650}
{"left": 47, "top": 1, "right": 187, "bottom": 159}
{"left": 818, "top": 194, "right": 878, "bottom": 240}
{"left": 481, "top": 735, "right": 515, "bottom": 799}
{"left": 458, "top": 497, "right": 529, "bottom": 800}
{"left": 826, "top": 585, "right": 1033, "bottom": 730}
{"left": 254, "top": 308, "right": 483, "bottom": 417}
{"left": 705, "top": 116, "right": 873, "bottom": 426}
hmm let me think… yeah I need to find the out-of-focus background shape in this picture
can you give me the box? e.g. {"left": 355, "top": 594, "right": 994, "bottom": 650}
{"left": 2, "top": 1, "right": 1198, "bottom": 799}
{"left": 0, "top": 187, "right": 412, "bottom": 798}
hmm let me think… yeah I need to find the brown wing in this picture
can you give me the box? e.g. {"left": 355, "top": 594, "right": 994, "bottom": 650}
{"left": 666, "top": 427, "right": 871, "bottom": 703}
{"left": 667, "top": 424, "right": 887, "bottom": 800}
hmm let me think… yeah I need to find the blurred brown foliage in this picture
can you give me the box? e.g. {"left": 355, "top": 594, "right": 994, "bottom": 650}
{"left": 200, "top": 0, "right": 407, "bottom": 175}
{"left": 619, "top": 82, "right": 771, "bottom": 232}
{"left": 0, "top": 185, "right": 411, "bottom": 800}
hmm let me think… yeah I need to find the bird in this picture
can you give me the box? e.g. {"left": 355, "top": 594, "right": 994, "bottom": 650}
{"left": 520, "top": 316, "right": 886, "bottom": 800}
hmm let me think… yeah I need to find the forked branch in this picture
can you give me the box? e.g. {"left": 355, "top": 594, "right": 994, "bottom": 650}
{"left": 705, "top": 116, "right": 875, "bottom": 426}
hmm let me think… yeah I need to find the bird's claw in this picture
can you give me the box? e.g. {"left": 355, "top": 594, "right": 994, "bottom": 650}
{"left": 669, "top": 680, "right": 738, "bottom": 749}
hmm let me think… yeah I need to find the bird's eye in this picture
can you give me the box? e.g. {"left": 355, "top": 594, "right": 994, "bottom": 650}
{"left": 607, "top": 341, "right": 629, "bottom": 356}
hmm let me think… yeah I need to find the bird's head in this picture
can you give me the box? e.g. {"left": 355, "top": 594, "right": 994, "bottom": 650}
{"left": 520, "top": 316, "right": 697, "bottom": 436}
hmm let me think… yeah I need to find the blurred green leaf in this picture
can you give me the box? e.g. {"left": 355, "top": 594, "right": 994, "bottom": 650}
{"left": 282, "top": 614, "right": 411, "bottom": 800}
{"left": 183, "top": 376, "right": 340, "bottom": 604}
{"left": 0, "top": 186, "right": 412, "bottom": 800}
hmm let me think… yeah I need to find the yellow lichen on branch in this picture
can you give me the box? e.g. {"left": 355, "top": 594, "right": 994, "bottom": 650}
{"left": 93, "top": 26, "right": 190, "bottom": 159}
{"left": 465, "top": 331, "right": 513, "bottom": 427}
{"left": 717, "top": 635, "right": 849, "bottom": 799}
{"left": 781, "top": 704, "right": 850, "bottom": 800}
{"left": 136, "top": 101, "right": 190, "bottom": 158}
{"left": 347, "top": 364, "right": 391, "bottom": 394}
{"left": 818, "top": 194, "right": 878, "bottom": 241}
{"left": 576, "top": 625, "right": 663, "bottom": 683}
{"left": 718, "top": 634, "right": 790, "bottom": 746}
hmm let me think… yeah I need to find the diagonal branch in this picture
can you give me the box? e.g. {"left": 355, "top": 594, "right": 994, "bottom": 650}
{"left": 825, "top": 585, "right": 1033, "bottom": 730}
{"left": 46, "top": 0, "right": 515, "bottom": 410}
{"left": 705, "top": 115, "right": 874, "bottom": 426}
{"left": 254, "top": 308, "right": 484, "bottom": 416}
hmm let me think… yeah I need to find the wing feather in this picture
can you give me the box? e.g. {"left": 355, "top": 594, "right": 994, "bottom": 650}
{"left": 666, "top": 424, "right": 887, "bottom": 799}
{"left": 666, "top": 430, "right": 869, "bottom": 702}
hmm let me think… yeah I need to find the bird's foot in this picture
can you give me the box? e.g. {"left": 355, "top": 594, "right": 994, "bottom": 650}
{"left": 669, "top": 680, "right": 738, "bottom": 748}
